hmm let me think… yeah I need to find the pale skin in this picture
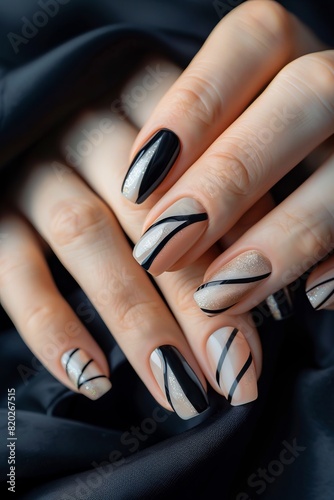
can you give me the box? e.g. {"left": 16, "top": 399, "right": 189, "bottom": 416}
{"left": 0, "top": 0, "right": 333, "bottom": 416}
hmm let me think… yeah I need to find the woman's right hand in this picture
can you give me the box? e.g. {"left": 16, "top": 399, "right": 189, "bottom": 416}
{"left": 0, "top": 58, "right": 262, "bottom": 419}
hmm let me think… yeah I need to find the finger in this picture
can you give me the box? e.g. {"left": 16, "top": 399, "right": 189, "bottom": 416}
{"left": 306, "top": 254, "right": 334, "bottom": 310}
{"left": 193, "top": 153, "right": 334, "bottom": 316}
{"left": 134, "top": 50, "right": 334, "bottom": 275}
{"left": 16, "top": 164, "right": 209, "bottom": 419}
{"left": 0, "top": 212, "right": 111, "bottom": 400}
{"left": 62, "top": 107, "right": 262, "bottom": 405}
{"left": 121, "top": 0, "right": 326, "bottom": 204}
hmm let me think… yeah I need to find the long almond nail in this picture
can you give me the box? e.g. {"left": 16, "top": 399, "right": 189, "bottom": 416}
{"left": 206, "top": 327, "right": 257, "bottom": 405}
{"left": 61, "top": 348, "right": 111, "bottom": 400}
{"left": 194, "top": 250, "right": 272, "bottom": 316}
{"left": 133, "top": 198, "right": 208, "bottom": 275}
{"left": 306, "top": 270, "right": 334, "bottom": 310}
{"left": 150, "top": 345, "right": 209, "bottom": 420}
{"left": 121, "top": 129, "right": 180, "bottom": 204}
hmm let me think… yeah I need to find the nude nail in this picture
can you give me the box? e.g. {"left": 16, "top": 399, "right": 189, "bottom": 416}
{"left": 133, "top": 198, "right": 208, "bottom": 275}
{"left": 206, "top": 327, "right": 257, "bottom": 405}
{"left": 61, "top": 348, "right": 111, "bottom": 400}
{"left": 306, "top": 270, "right": 334, "bottom": 310}
{"left": 194, "top": 250, "right": 272, "bottom": 315}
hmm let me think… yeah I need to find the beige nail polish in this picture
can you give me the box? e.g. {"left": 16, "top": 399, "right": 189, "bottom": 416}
{"left": 194, "top": 250, "right": 272, "bottom": 315}
{"left": 133, "top": 198, "right": 208, "bottom": 275}
{"left": 206, "top": 327, "right": 257, "bottom": 405}
{"left": 61, "top": 348, "right": 111, "bottom": 400}
{"left": 306, "top": 270, "right": 334, "bottom": 310}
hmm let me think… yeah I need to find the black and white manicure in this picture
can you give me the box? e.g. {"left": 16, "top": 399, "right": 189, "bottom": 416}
{"left": 133, "top": 198, "right": 208, "bottom": 275}
{"left": 206, "top": 327, "right": 257, "bottom": 405}
{"left": 150, "top": 345, "right": 209, "bottom": 420}
{"left": 121, "top": 129, "right": 180, "bottom": 204}
{"left": 265, "top": 287, "right": 293, "bottom": 320}
{"left": 194, "top": 251, "right": 272, "bottom": 316}
{"left": 61, "top": 348, "right": 111, "bottom": 400}
{"left": 306, "top": 271, "right": 334, "bottom": 310}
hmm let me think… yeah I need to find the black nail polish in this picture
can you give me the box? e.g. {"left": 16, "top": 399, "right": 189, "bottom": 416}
{"left": 150, "top": 345, "right": 209, "bottom": 420}
{"left": 121, "top": 129, "right": 180, "bottom": 204}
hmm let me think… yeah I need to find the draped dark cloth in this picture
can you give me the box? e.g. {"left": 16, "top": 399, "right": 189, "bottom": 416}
{"left": 0, "top": 1, "right": 333, "bottom": 498}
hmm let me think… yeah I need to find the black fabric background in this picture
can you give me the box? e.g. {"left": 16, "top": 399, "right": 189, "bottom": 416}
{"left": 0, "top": 1, "right": 333, "bottom": 498}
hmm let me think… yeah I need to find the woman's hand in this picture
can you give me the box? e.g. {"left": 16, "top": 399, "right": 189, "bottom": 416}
{"left": 126, "top": 0, "right": 334, "bottom": 315}
{"left": 0, "top": 58, "right": 262, "bottom": 416}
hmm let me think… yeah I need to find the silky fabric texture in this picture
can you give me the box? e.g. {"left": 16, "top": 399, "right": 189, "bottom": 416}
{"left": 0, "top": 1, "right": 334, "bottom": 498}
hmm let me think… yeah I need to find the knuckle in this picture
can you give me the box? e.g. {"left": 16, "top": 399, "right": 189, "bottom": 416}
{"left": 166, "top": 76, "right": 222, "bottom": 128}
{"left": 274, "top": 209, "right": 333, "bottom": 262}
{"left": 113, "top": 296, "right": 162, "bottom": 331}
{"left": 49, "top": 198, "right": 108, "bottom": 247}
{"left": 237, "top": 0, "right": 292, "bottom": 50}
{"left": 201, "top": 150, "right": 256, "bottom": 200}
{"left": 23, "top": 303, "right": 58, "bottom": 335}
{"left": 297, "top": 53, "right": 334, "bottom": 116}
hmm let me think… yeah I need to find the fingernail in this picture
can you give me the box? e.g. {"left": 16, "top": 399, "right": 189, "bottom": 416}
{"left": 61, "top": 348, "right": 112, "bottom": 400}
{"left": 206, "top": 327, "right": 257, "bottom": 405}
{"left": 265, "top": 287, "right": 293, "bottom": 320}
{"left": 194, "top": 250, "right": 272, "bottom": 316}
{"left": 133, "top": 198, "right": 208, "bottom": 275}
{"left": 150, "top": 345, "right": 209, "bottom": 420}
{"left": 306, "top": 271, "right": 334, "bottom": 310}
{"left": 121, "top": 129, "right": 180, "bottom": 204}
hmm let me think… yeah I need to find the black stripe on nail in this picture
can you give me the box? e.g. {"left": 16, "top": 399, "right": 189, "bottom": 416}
{"left": 77, "top": 359, "right": 93, "bottom": 389}
{"left": 141, "top": 213, "right": 208, "bottom": 271}
{"left": 307, "top": 277, "right": 334, "bottom": 310}
{"left": 196, "top": 272, "right": 271, "bottom": 292}
{"left": 216, "top": 328, "right": 238, "bottom": 386}
{"left": 200, "top": 304, "right": 237, "bottom": 316}
{"left": 227, "top": 352, "right": 253, "bottom": 404}
{"left": 65, "top": 348, "right": 79, "bottom": 376}
{"left": 158, "top": 345, "right": 209, "bottom": 414}
{"left": 78, "top": 375, "right": 109, "bottom": 389}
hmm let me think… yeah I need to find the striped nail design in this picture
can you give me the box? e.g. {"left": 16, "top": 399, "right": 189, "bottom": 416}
{"left": 265, "top": 287, "right": 293, "bottom": 320}
{"left": 121, "top": 129, "right": 180, "bottom": 204}
{"left": 306, "top": 271, "right": 334, "bottom": 310}
{"left": 194, "top": 251, "right": 272, "bottom": 316}
{"left": 133, "top": 198, "right": 208, "bottom": 275}
{"left": 150, "top": 345, "right": 209, "bottom": 420}
{"left": 206, "top": 327, "right": 257, "bottom": 405}
{"left": 61, "top": 348, "right": 111, "bottom": 400}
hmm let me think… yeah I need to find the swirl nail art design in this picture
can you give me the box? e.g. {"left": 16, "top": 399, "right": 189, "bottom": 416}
{"left": 150, "top": 345, "right": 209, "bottom": 420}
{"left": 61, "top": 348, "right": 111, "bottom": 400}
{"left": 206, "top": 327, "right": 257, "bottom": 405}
{"left": 121, "top": 129, "right": 180, "bottom": 204}
{"left": 306, "top": 271, "right": 334, "bottom": 310}
{"left": 133, "top": 198, "right": 208, "bottom": 275}
{"left": 194, "top": 251, "right": 272, "bottom": 316}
